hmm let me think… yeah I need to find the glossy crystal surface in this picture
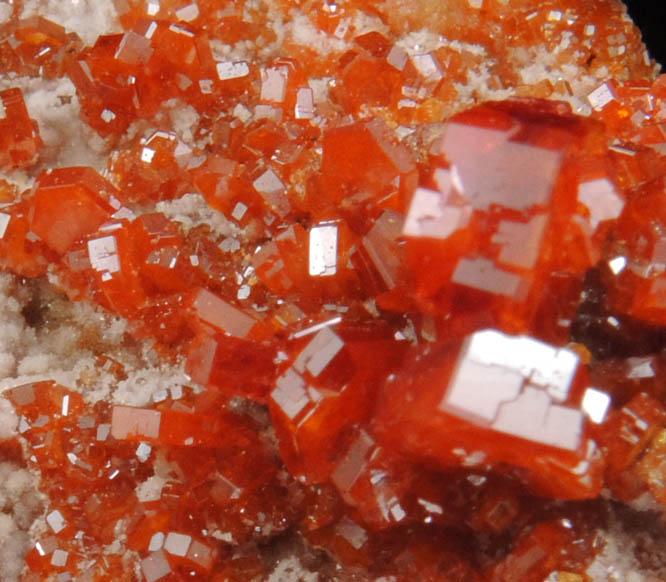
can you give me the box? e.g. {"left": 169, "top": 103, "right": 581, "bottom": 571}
{"left": 0, "top": 1, "right": 665, "bottom": 581}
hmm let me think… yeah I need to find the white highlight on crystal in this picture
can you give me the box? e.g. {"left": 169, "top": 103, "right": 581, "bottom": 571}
{"left": 136, "top": 441, "right": 152, "bottom": 462}
{"left": 295, "top": 87, "right": 315, "bottom": 119}
{"left": 78, "top": 416, "right": 95, "bottom": 429}
{"left": 335, "top": 516, "right": 368, "bottom": 549}
{"left": 87, "top": 236, "right": 120, "bottom": 274}
{"left": 35, "top": 537, "right": 56, "bottom": 556}
{"left": 115, "top": 31, "right": 153, "bottom": 65}
{"left": 96, "top": 423, "right": 111, "bottom": 441}
{"left": 237, "top": 284, "right": 250, "bottom": 300}
{"left": 141, "top": 550, "right": 172, "bottom": 582}
{"left": 254, "top": 104, "right": 283, "bottom": 122}
{"left": 387, "top": 45, "right": 408, "bottom": 70}
{"left": 452, "top": 257, "right": 527, "bottom": 299}
{"left": 253, "top": 167, "right": 289, "bottom": 216}
{"left": 492, "top": 215, "right": 547, "bottom": 269}
{"left": 410, "top": 53, "right": 443, "bottom": 82}
{"left": 110, "top": 406, "right": 161, "bottom": 440}
{"left": 101, "top": 109, "right": 115, "bottom": 123}
{"left": 309, "top": 224, "right": 338, "bottom": 277}
{"left": 0, "top": 212, "right": 9, "bottom": 238}
{"left": 217, "top": 61, "right": 250, "bottom": 80}
{"left": 587, "top": 83, "right": 615, "bottom": 110}
{"left": 260, "top": 66, "right": 289, "bottom": 103}
{"left": 164, "top": 532, "right": 192, "bottom": 557}
{"left": 61, "top": 394, "right": 69, "bottom": 416}
{"left": 626, "top": 356, "right": 656, "bottom": 379}
{"left": 440, "top": 329, "right": 583, "bottom": 451}
{"left": 169, "top": 23, "right": 194, "bottom": 38}
{"left": 441, "top": 122, "right": 563, "bottom": 211}
{"left": 231, "top": 201, "right": 247, "bottom": 221}
{"left": 51, "top": 549, "right": 68, "bottom": 567}
{"left": 362, "top": 210, "right": 404, "bottom": 289}
{"left": 175, "top": 2, "right": 199, "bottom": 21}
{"left": 578, "top": 178, "right": 624, "bottom": 229}
{"left": 253, "top": 168, "right": 284, "bottom": 195}
{"left": 144, "top": 20, "right": 158, "bottom": 39}
{"left": 331, "top": 430, "right": 374, "bottom": 495}
{"left": 46, "top": 509, "right": 66, "bottom": 533}
{"left": 608, "top": 256, "right": 627, "bottom": 275}
{"left": 18, "top": 416, "right": 30, "bottom": 433}
{"left": 141, "top": 147, "right": 156, "bottom": 163}
{"left": 187, "top": 539, "right": 215, "bottom": 569}
{"left": 291, "top": 316, "right": 342, "bottom": 339}
{"left": 403, "top": 182, "right": 471, "bottom": 240}
{"left": 418, "top": 498, "right": 444, "bottom": 515}
{"left": 582, "top": 387, "right": 611, "bottom": 424}
{"left": 193, "top": 288, "right": 256, "bottom": 338}
{"left": 149, "top": 532, "right": 165, "bottom": 552}
{"left": 492, "top": 386, "right": 582, "bottom": 449}
{"left": 293, "top": 327, "right": 344, "bottom": 377}
{"left": 271, "top": 369, "right": 309, "bottom": 420}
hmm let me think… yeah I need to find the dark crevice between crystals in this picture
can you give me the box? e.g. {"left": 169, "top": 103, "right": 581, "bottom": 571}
{"left": 18, "top": 278, "right": 55, "bottom": 330}
{"left": 572, "top": 266, "right": 666, "bottom": 359}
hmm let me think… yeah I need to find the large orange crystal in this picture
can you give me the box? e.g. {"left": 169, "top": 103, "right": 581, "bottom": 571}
{"left": 0, "top": 2, "right": 665, "bottom": 582}
{"left": 399, "top": 99, "right": 619, "bottom": 344}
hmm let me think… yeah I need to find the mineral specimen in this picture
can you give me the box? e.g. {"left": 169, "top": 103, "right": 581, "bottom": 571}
{"left": 0, "top": 1, "right": 665, "bottom": 581}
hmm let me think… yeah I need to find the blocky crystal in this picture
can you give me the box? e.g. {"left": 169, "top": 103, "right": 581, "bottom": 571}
{"left": 0, "top": 3, "right": 665, "bottom": 581}
{"left": 376, "top": 329, "right": 604, "bottom": 499}
{"left": 0, "top": 88, "right": 42, "bottom": 169}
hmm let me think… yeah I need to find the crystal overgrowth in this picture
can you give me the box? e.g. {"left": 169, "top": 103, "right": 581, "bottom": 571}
{"left": 0, "top": 1, "right": 665, "bottom": 581}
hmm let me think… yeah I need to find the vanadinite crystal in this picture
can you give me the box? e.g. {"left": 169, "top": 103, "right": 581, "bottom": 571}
{"left": 0, "top": 1, "right": 666, "bottom": 581}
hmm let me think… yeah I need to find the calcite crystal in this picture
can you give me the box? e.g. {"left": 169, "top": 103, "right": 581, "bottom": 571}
{"left": 0, "top": 1, "right": 665, "bottom": 581}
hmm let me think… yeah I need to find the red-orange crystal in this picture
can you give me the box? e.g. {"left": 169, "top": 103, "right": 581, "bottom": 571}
{"left": 0, "top": 87, "right": 42, "bottom": 169}
{"left": 0, "top": 2, "right": 665, "bottom": 582}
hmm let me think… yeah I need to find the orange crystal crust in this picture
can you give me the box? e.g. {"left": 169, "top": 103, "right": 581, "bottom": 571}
{"left": 0, "top": 1, "right": 665, "bottom": 581}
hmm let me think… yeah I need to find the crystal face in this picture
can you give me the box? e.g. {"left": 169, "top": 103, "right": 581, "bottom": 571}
{"left": 376, "top": 329, "right": 602, "bottom": 500}
{"left": 400, "top": 99, "right": 617, "bottom": 344}
{"left": 0, "top": 1, "right": 665, "bottom": 581}
{"left": 441, "top": 329, "right": 583, "bottom": 451}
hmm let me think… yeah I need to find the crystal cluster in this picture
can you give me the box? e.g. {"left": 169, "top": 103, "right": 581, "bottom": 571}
{"left": 0, "top": 1, "right": 665, "bottom": 581}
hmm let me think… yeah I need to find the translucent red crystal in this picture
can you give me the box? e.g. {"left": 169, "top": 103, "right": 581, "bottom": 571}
{"left": 399, "top": 98, "right": 620, "bottom": 344}
{"left": 0, "top": 87, "right": 42, "bottom": 169}
{"left": 0, "top": 3, "right": 666, "bottom": 582}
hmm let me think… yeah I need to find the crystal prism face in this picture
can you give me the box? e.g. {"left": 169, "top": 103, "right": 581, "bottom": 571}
{"left": 376, "top": 329, "right": 602, "bottom": 499}
{"left": 267, "top": 325, "right": 370, "bottom": 483}
{"left": 309, "top": 224, "right": 338, "bottom": 277}
{"left": 401, "top": 99, "right": 619, "bottom": 342}
{"left": 441, "top": 329, "right": 582, "bottom": 450}
{"left": 0, "top": 88, "right": 42, "bottom": 169}
{"left": 29, "top": 167, "right": 118, "bottom": 255}
{"left": 440, "top": 121, "right": 564, "bottom": 211}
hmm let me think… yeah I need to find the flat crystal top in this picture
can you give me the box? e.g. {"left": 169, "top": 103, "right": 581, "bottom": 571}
{"left": 441, "top": 122, "right": 564, "bottom": 211}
